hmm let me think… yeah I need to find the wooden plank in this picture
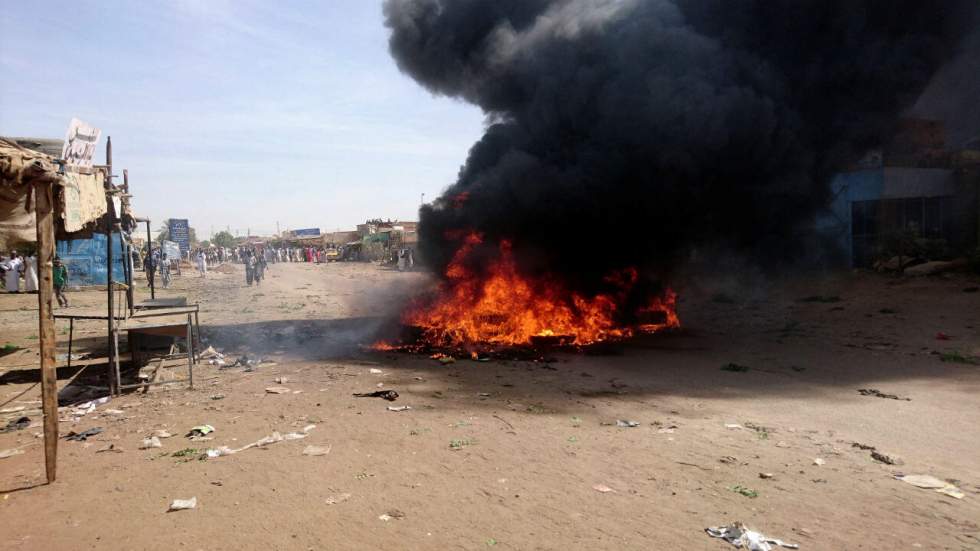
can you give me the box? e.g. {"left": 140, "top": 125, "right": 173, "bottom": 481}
{"left": 34, "top": 181, "right": 58, "bottom": 483}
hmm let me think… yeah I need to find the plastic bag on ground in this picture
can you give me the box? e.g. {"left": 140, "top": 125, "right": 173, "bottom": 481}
{"left": 706, "top": 522, "right": 799, "bottom": 550}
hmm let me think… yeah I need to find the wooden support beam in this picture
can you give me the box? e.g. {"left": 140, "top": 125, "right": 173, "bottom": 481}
{"left": 34, "top": 181, "right": 58, "bottom": 483}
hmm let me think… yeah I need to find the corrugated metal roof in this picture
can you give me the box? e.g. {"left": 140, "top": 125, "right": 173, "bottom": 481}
{"left": 3, "top": 136, "right": 63, "bottom": 158}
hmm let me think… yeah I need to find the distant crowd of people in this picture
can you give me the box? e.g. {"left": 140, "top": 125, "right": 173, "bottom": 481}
{"left": 0, "top": 251, "right": 38, "bottom": 293}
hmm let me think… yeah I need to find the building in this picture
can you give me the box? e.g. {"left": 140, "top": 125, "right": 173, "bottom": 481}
{"left": 819, "top": 119, "right": 980, "bottom": 268}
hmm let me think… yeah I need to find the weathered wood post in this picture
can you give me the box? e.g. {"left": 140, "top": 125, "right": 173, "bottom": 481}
{"left": 34, "top": 180, "right": 58, "bottom": 483}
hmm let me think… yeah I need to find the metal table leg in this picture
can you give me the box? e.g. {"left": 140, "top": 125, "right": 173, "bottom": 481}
{"left": 67, "top": 318, "right": 74, "bottom": 370}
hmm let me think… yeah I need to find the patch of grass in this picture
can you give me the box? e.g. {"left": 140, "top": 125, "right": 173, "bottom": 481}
{"left": 728, "top": 484, "right": 759, "bottom": 498}
{"left": 800, "top": 295, "right": 841, "bottom": 303}
{"left": 526, "top": 404, "right": 552, "bottom": 414}
{"left": 452, "top": 420, "right": 471, "bottom": 428}
{"left": 1, "top": 343, "right": 20, "bottom": 357}
{"left": 745, "top": 422, "right": 771, "bottom": 439}
{"left": 939, "top": 351, "right": 979, "bottom": 365}
{"left": 449, "top": 438, "right": 476, "bottom": 450}
{"left": 171, "top": 448, "right": 200, "bottom": 458}
{"left": 570, "top": 416, "right": 582, "bottom": 427}
{"left": 721, "top": 363, "right": 750, "bottom": 373}
{"left": 567, "top": 436, "right": 579, "bottom": 443}
{"left": 409, "top": 427, "right": 431, "bottom": 436}
{"left": 26, "top": 335, "right": 38, "bottom": 340}
{"left": 486, "top": 538, "right": 498, "bottom": 547}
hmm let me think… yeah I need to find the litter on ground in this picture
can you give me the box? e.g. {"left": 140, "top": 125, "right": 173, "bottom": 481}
{"left": 706, "top": 522, "right": 799, "bottom": 550}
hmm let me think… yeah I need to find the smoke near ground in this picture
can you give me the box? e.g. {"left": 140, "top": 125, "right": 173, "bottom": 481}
{"left": 384, "top": 0, "right": 977, "bottom": 295}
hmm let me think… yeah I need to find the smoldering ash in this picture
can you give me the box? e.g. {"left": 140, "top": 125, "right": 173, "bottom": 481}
{"left": 381, "top": 0, "right": 976, "bottom": 347}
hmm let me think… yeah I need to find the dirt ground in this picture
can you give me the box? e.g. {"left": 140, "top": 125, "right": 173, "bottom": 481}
{"left": 1, "top": 261, "right": 979, "bottom": 550}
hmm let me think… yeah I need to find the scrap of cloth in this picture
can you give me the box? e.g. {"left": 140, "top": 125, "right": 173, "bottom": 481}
{"left": 706, "top": 522, "right": 799, "bottom": 550}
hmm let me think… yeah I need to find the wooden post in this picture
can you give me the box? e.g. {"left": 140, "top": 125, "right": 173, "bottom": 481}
{"left": 105, "top": 137, "right": 116, "bottom": 395}
{"left": 35, "top": 181, "right": 59, "bottom": 483}
{"left": 123, "top": 170, "right": 134, "bottom": 315}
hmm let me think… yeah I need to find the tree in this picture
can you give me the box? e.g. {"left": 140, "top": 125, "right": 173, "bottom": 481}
{"left": 212, "top": 230, "right": 236, "bottom": 249}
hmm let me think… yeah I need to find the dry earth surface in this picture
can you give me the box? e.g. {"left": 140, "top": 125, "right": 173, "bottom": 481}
{"left": 1, "top": 261, "right": 979, "bottom": 550}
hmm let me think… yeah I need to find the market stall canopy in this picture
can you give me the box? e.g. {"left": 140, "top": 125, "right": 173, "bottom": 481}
{"left": 0, "top": 137, "right": 108, "bottom": 249}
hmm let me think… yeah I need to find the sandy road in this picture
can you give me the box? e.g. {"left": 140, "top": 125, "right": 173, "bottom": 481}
{"left": 1, "top": 262, "right": 979, "bottom": 550}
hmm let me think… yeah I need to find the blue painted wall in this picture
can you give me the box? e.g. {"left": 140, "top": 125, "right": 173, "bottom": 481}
{"left": 56, "top": 233, "right": 127, "bottom": 287}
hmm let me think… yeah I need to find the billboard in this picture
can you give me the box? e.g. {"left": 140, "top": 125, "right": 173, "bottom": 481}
{"left": 292, "top": 228, "right": 321, "bottom": 237}
{"left": 61, "top": 118, "right": 101, "bottom": 167}
{"left": 56, "top": 233, "right": 126, "bottom": 287}
{"left": 168, "top": 219, "right": 190, "bottom": 254}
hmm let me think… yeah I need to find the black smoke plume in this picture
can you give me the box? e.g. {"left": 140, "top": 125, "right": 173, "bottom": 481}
{"left": 384, "top": 0, "right": 976, "bottom": 297}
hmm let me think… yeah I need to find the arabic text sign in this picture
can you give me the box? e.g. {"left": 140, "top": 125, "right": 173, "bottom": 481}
{"left": 61, "top": 118, "right": 101, "bottom": 167}
{"left": 168, "top": 219, "right": 190, "bottom": 253}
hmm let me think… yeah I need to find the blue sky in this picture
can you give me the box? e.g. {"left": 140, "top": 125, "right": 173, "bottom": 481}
{"left": 0, "top": 0, "right": 484, "bottom": 238}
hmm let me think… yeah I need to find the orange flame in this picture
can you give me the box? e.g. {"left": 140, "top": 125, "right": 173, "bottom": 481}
{"left": 402, "top": 233, "right": 678, "bottom": 347}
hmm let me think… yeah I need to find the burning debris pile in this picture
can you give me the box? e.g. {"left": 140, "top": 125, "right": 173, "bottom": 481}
{"left": 381, "top": 0, "right": 976, "bottom": 350}
{"left": 393, "top": 232, "right": 678, "bottom": 350}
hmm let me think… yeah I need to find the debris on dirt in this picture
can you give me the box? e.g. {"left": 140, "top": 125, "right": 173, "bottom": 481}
{"left": 759, "top": 473, "right": 774, "bottom": 479}
{"left": 70, "top": 396, "right": 110, "bottom": 417}
{"left": 657, "top": 425, "right": 678, "bottom": 434}
{"left": 895, "top": 474, "right": 965, "bottom": 499}
{"left": 592, "top": 484, "right": 615, "bottom": 493}
{"left": 0, "top": 447, "right": 26, "bottom": 459}
{"left": 210, "top": 394, "right": 224, "bottom": 401}
{"left": 96, "top": 444, "right": 123, "bottom": 454}
{"left": 857, "top": 389, "right": 911, "bottom": 401}
{"left": 168, "top": 497, "right": 197, "bottom": 511}
{"left": 724, "top": 423, "right": 744, "bottom": 430}
{"left": 721, "top": 363, "right": 750, "bottom": 373}
{"left": 265, "top": 386, "right": 290, "bottom": 394}
{"left": 64, "top": 427, "right": 103, "bottom": 441}
{"left": 205, "top": 425, "right": 316, "bottom": 459}
{"left": 871, "top": 451, "right": 904, "bottom": 465}
{"left": 140, "top": 437, "right": 163, "bottom": 449}
{"left": 379, "top": 509, "right": 405, "bottom": 521}
{"left": 274, "top": 376, "right": 289, "bottom": 384}
{"left": 615, "top": 420, "right": 640, "bottom": 428}
{"left": 706, "top": 522, "right": 799, "bottom": 550}
{"left": 386, "top": 406, "right": 411, "bottom": 412}
{"left": 450, "top": 438, "right": 476, "bottom": 450}
{"left": 1, "top": 416, "right": 30, "bottom": 433}
{"left": 720, "top": 456, "right": 739, "bottom": 464}
{"left": 200, "top": 346, "right": 222, "bottom": 359}
{"left": 851, "top": 442, "right": 876, "bottom": 451}
{"left": 302, "top": 445, "right": 331, "bottom": 456}
{"left": 813, "top": 458, "right": 826, "bottom": 466}
{"left": 324, "top": 493, "right": 351, "bottom": 505}
{"left": 369, "top": 368, "right": 383, "bottom": 374}
{"left": 353, "top": 390, "right": 399, "bottom": 401}
{"left": 186, "top": 425, "right": 215, "bottom": 437}
{"left": 728, "top": 485, "right": 759, "bottom": 498}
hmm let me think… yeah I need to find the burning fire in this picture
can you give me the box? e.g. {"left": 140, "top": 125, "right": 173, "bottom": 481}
{"left": 395, "top": 233, "right": 678, "bottom": 348}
